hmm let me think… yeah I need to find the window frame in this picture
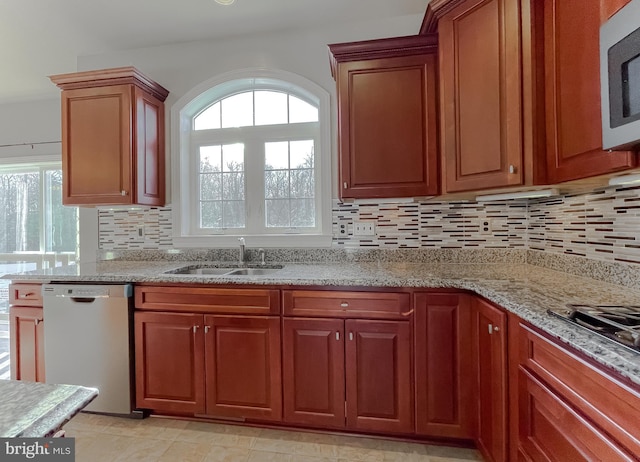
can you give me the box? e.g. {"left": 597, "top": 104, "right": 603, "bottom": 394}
{"left": 171, "top": 68, "right": 332, "bottom": 248}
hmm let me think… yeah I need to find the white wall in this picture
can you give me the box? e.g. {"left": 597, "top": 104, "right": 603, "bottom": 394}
{"left": 0, "top": 98, "right": 61, "bottom": 160}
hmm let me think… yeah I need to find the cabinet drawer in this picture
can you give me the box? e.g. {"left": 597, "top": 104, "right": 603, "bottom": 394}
{"left": 135, "top": 285, "right": 280, "bottom": 315}
{"left": 9, "top": 284, "right": 43, "bottom": 306}
{"left": 519, "top": 322, "right": 640, "bottom": 456}
{"left": 283, "top": 290, "right": 411, "bottom": 319}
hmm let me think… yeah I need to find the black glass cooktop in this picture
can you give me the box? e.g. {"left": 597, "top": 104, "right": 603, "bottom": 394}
{"left": 547, "top": 304, "right": 640, "bottom": 354}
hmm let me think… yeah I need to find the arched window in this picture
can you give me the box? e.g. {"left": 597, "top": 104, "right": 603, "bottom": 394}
{"left": 172, "top": 70, "right": 331, "bottom": 247}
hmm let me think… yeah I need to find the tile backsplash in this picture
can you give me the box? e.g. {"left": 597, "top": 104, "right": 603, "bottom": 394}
{"left": 97, "top": 184, "right": 640, "bottom": 266}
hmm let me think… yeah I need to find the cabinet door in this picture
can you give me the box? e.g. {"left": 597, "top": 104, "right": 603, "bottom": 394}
{"left": 283, "top": 318, "right": 345, "bottom": 428}
{"left": 9, "top": 306, "right": 45, "bottom": 382}
{"left": 134, "top": 86, "right": 165, "bottom": 206}
{"left": 474, "top": 298, "right": 507, "bottom": 462}
{"left": 337, "top": 54, "right": 439, "bottom": 199}
{"left": 518, "top": 369, "right": 635, "bottom": 461}
{"left": 600, "top": 0, "right": 632, "bottom": 21}
{"left": 205, "top": 315, "right": 282, "bottom": 421}
{"left": 439, "top": 0, "right": 523, "bottom": 192}
{"left": 414, "top": 293, "right": 474, "bottom": 439}
{"left": 135, "top": 311, "right": 205, "bottom": 414}
{"left": 61, "top": 85, "right": 133, "bottom": 205}
{"left": 345, "top": 319, "right": 413, "bottom": 434}
{"left": 543, "top": 0, "right": 636, "bottom": 183}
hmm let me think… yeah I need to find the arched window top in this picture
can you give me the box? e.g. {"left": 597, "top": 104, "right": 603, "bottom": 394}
{"left": 194, "top": 90, "right": 318, "bottom": 130}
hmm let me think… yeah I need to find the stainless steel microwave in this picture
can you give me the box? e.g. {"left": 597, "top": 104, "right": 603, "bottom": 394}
{"left": 601, "top": 0, "right": 640, "bottom": 150}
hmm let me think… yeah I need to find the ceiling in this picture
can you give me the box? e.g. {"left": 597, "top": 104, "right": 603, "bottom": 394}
{"left": 0, "top": 0, "right": 427, "bottom": 104}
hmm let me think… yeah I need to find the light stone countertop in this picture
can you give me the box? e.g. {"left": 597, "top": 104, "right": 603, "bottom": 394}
{"left": 6, "top": 260, "right": 640, "bottom": 387}
{"left": 0, "top": 380, "right": 97, "bottom": 437}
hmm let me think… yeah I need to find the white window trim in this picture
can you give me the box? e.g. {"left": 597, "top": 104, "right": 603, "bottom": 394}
{"left": 171, "top": 68, "right": 332, "bottom": 248}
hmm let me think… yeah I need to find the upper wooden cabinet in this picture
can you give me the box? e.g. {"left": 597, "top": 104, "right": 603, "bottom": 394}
{"left": 438, "top": 0, "right": 529, "bottom": 193}
{"left": 329, "top": 36, "right": 439, "bottom": 199}
{"left": 50, "top": 67, "right": 169, "bottom": 206}
{"left": 537, "top": 0, "right": 636, "bottom": 183}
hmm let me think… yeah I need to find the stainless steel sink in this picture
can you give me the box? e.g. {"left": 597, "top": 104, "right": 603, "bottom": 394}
{"left": 226, "top": 268, "right": 282, "bottom": 276}
{"left": 164, "top": 264, "right": 283, "bottom": 276}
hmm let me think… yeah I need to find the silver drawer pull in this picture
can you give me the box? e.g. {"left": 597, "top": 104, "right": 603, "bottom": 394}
{"left": 204, "top": 326, "right": 210, "bottom": 334}
{"left": 193, "top": 325, "right": 199, "bottom": 333}
{"left": 335, "top": 332, "right": 340, "bottom": 340}
{"left": 340, "top": 302, "right": 349, "bottom": 308}
{"left": 401, "top": 309, "right": 414, "bottom": 317}
{"left": 349, "top": 332, "right": 354, "bottom": 341}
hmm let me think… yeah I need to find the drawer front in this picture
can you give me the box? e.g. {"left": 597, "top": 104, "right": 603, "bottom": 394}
{"left": 518, "top": 368, "right": 635, "bottom": 461}
{"left": 9, "top": 283, "right": 43, "bottom": 306}
{"left": 135, "top": 286, "right": 280, "bottom": 315}
{"left": 283, "top": 290, "right": 411, "bottom": 319}
{"left": 519, "top": 322, "right": 640, "bottom": 456}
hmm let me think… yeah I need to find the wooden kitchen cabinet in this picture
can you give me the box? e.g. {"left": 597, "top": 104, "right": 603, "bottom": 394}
{"left": 282, "top": 289, "right": 413, "bottom": 434}
{"left": 511, "top": 317, "right": 640, "bottom": 460}
{"left": 204, "top": 315, "right": 281, "bottom": 421}
{"left": 9, "top": 283, "right": 45, "bottom": 382}
{"left": 473, "top": 297, "right": 507, "bottom": 462}
{"left": 49, "top": 67, "right": 169, "bottom": 206}
{"left": 328, "top": 35, "right": 439, "bottom": 199}
{"left": 134, "top": 285, "right": 282, "bottom": 421}
{"left": 134, "top": 311, "right": 205, "bottom": 414}
{"left": 600, "top": 0, "right": 633, "bottom": 23}
{"left": 9, "top": 306, "right": 45, "bottom": 382}
{"left": 438, "top": 0, "right": 528, "bottom": 193}
{"left": 538, "top": 0, "right": 636, "bottom": 183}
{"left": 414, "top": 293, "right": 474, "bottom": 439}
{"left": 282, "top": 317, "right": 345, "bottom": 428}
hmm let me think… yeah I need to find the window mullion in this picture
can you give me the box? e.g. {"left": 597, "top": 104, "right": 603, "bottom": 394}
{"left": 39, "top": 167, "right": 46, "bottom": 254}
{"left": 244, "top": 138, "right": 264, "bottom": 234}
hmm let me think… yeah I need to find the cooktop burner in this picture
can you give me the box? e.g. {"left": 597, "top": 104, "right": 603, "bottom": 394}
{"left": 547, "top": 304, "right": 640, "bottom": 354}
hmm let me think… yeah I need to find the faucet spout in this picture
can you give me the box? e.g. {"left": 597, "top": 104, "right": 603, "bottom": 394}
{"left": 238, "top": 237, "right": 246, "bottom": 266}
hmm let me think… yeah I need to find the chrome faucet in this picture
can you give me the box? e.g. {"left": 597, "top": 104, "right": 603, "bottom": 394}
{"left": 258, "top": 248, "right": 266, "bottom": 266}
{"left": 238, "top": 237, "right": 246, "bottom": 266}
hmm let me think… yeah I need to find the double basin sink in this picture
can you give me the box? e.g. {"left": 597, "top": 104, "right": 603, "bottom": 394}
{"left": 164, "top": 264, "right": 284, "bottom": 277}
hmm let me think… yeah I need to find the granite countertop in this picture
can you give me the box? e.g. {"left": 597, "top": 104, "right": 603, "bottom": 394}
{"left": 0, "top": 380, "right": 98, "bottom": 437}
{"left": 7, "top": 259, "right": 640, "bottom": 387}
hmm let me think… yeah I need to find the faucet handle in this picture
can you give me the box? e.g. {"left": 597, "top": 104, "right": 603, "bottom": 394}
{"left": 238, "top": 237, "right": 245, "bottom": 245}
{"left": 258, "top": 248, "right": 266, "bottom": 266}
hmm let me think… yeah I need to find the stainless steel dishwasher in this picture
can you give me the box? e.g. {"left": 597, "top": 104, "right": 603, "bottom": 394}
{"left": 42, "top": 284, "right": 134, "bottom": 415}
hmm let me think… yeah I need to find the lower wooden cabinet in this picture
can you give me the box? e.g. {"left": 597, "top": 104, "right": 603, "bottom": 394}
{"left": 414, "top": 293, "right": 474, "bottom": 439}
{"left": 473, "top": 298, "right": 508, "bottom": 462}
{"left": 135, "top": 311, "right": 281, "bottom": 421}
{"left": 9, "top": 306, "right": 45, "bottom": 382}
{"left": 512, "top": 318, "right": 640, "bottom": 461}
{"left": 283, "top": 317, "right": 413, "bottom": 434}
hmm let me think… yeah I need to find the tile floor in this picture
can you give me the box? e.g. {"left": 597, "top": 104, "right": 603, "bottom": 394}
{"left": 64, "top": 413, "right": 483, "bottom": 462}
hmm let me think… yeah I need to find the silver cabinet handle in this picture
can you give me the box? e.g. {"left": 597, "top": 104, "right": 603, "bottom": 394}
{"left": 204, "top": 326, "right": 210, "bottom": 333}
{"left": 488, "top": 324, "right": 500, "bottom": 334}
{"left": 121, "top": 190, "right": 128, "bottom": 196}
{"left": 35, "top": 319, "right": 41, "bottom": 325}
{"left": 336, "top": 332, "right": 340, "bottom": 340}
{"left": 340, "top": 302, "right": 349, "bottom": 308}
{"left": 488, "top": 324, "right": 493, "bottom": 334}
{"left": 343, "top": 182, "right": 348, "bottom": 189}
{"left": 494, "top": 326, "right": 500, "bottom": 332}
{"left": 193, "top": 325, "right": 199, "bottom": 333}
{"left": 349, "top": 332, "right": 354, "bottom": 341}
{"left": 508, "top": 165, "right": 515, "bottom": 174}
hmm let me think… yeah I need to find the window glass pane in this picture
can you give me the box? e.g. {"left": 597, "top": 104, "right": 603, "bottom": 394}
{"left": 44, "top": 170, "right": 77, "bottom": 253}
{"left": 289, "top": 95, "right": 318, "bottom": 123}
{"left": 265, "top": 141, "right": 289, "bottom": 170}
{"left": 291, "top": 199, "right": 315, "bottom": 227}
{"left": 0, "top": 172, "right": 40, "bottom": 252}
{"left": 290, "top": 169, "right": 314, "bottom": 199}
{"left": 200, "top": 173, "right": 222, "bottom": 201}
{"left": 222, "top": 144, "right": 244, "bottom": 172}
{"left": 265, "top": 199, "right": 290, "bottom": 228}
{"left": 194, "top": 102, "right": 221, "bottom": 130}
{"left": 265, "top": 170, "right": 289, "bottom": 199}
{"left": 223, "top": 173, "right": 245, "bottom": 200}
{"left": 222, "top": 201, "right": 245, "bottom": 228}
{"left": 221, "top": 92, "right": 254, "bottom": 128}
{"left": 201, "top": 201, "right": 222, "bottom": 228}
{"left": 200, "top": 145, "right": 222, "bottom": 172}
{"left": 255, "top": 91, "right": 288, "bottom": 126}
{"left": 290, "top": 140, "right": 314, "bottom": 169}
